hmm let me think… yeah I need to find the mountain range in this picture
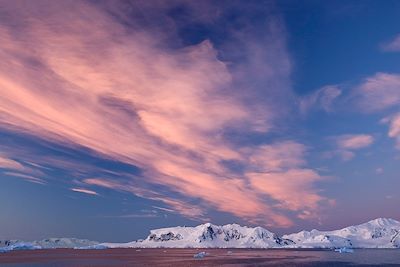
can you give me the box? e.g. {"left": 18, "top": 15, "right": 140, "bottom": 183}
{"left": 1, "top": 218, "right": 399, "bottom": 252}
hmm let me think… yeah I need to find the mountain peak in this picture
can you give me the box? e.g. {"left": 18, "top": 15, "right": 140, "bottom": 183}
{"left": 370, "top": 218, "right": 399, "bottom": 224}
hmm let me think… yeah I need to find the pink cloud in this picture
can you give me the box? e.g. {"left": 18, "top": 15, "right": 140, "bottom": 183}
{"left": 248, "top": 169, "right": 328, "bottom": 219}
{"left": 245, "top": 141, "right": 307, "bottom": 172}
{"left": 328, "top": 134, "right": 374, "bottom": 161}
{"left": 0, "top": 154, "right": 46, "bottom": 183}
{"left": 152, "top": 159, "right": 293, "bottom": 226}
{"left": 0, "top": 156, "right": 25, "bottom": 171}
{"left": 336, "top": 134, "right": 374, "bottom": 150}
{"left": 352, "top": 73, "right": 400, "bottom": 112}
{"left": 0, "top": 1, "right": 330, "bottom": 227}
{"left": 382, "top": 113, "right": 400, "bottom": 149}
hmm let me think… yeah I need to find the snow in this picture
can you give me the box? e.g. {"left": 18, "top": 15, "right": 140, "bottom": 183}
{"left": 283, "top": 218, "right": 400, "bottom": 248}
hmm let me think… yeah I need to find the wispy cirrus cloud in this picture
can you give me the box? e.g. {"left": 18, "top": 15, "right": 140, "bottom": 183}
{"left": 380, "top": 34, "right": 400, "bottom": 52}
{"left": 345, "top": 72, "right": 400, "bottom": 150}
{"left": 329, "top": 134, "right": 374, "bottom": 161}
{"left": 99, "top": 209, "right": 160, "bottom": 219}
{"left": 0, "top": 154, "right": 46, "bottom": 184}
{"left": 336, "top": 134, "right": 374, "bottom": 150}
{"left": 0, "top": 0, "right": 330, "bottom": 227}
{"left": 299, "top": 85, "right": 342, "bottom": 114}
{"left": 381, "top": 113, "right": 400, "bottom": 149}
{"left": 71, "top": 188, "right": 99, "bottom": 196}
{"left": 3, "top": 172, "right": 46, "bottom": 185}
{"left": 82, "top": 177, "right": 208, "bottom": 220}
{"left": 0, "top": 156, "right": 25, "bottom": 171}
{"left": 245, "top": 141, "right": 306, "bottom": 172}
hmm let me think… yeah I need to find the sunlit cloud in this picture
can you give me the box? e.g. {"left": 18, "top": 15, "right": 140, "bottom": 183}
{"left": 245, "top": 141, "right": 307, "bottom": 172}
{"left": 71, "top": 188, "right": 99, "bottom": 196}
{"left": 336, "top": 134, "right": 374, "bottom": 150}
{"left": 381, "top": 113, "right": 400, "bottom": 149}
{"left": 329, "top": 134, "right": 374, "bottom": 161}
{"left": 0, "top": 154, "right": 46, "bottom": 184}
{"left": 245, "top": 142, "right": 331, "bottom": 221}
{"left": 352, "top": 73, "right": 400, "bottom": 112}
{"left": 3, "top": 172, "right": 46, "bottom": 185}
{"left": 0, "top": 155, "right": 25, "bottom": 171}
{"left": 0, "top": 0, "right": 330, "bottom": 227}
{"left": 249, "top": 169, "right": 327, "bottom": 219}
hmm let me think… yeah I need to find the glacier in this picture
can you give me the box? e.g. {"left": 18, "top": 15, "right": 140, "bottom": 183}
{"left": 1, "top": 218, "right": 399, "bottom": 252}
{"left": 0, "top": 238, "right": 99, "bottom": 253}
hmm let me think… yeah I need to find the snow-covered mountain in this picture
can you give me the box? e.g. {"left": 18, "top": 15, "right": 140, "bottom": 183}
{"left": 103, "top": 223, "right": 294, "bottom": 248}
{"left": 104, "top": 218, "right": 400, "bottom": 249}
{"left": 2, "top": 218, "right": 400, "bottom": 251}
{"left": 283, "top": 218, "right": 400, "bottom": 248}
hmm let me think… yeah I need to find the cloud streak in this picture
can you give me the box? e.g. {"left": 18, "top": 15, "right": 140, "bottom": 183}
{"left": 336, "top": 134, "right": 374, "bottom": 150}
{"left": 381, "top": 113, "right": 400, "bottom": 149}
{"left": 71, "top": 188, "right": 99, "bottom": 196}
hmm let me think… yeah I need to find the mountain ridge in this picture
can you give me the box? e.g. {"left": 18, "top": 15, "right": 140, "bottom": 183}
{"left": 1, "top": 218, "right": 399, "bottom": 251}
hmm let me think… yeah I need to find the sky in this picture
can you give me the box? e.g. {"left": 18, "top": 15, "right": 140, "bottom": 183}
{"left": 0, "top": 0, "right": 399, "bottom": 242}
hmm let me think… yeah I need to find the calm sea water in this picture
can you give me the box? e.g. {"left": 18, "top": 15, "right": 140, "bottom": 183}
{"left": 0, "top": 248, "right": 399, "bottom": 266}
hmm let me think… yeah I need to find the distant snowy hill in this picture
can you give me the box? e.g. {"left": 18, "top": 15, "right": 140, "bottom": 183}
{"left": 0, "top": 238, "right": 99, "bottom": 252}
{"left": 2, "top": 218, "right": 400, "bottom": 252}
{"left": 283, "top": 218, "right": 400, "bottom": 248}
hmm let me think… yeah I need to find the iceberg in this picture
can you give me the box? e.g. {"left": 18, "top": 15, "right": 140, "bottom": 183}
{"left": 74, "top": 244, "right": 108, "bottom": 250}
{"left": 334, "top": 247, "right": 354, "bottom": 253}
{"left": 193, "top": 251, "right": 208, "bottom": 258}
{"left": 0, "top": 243, "right": 41, "bottom": 253}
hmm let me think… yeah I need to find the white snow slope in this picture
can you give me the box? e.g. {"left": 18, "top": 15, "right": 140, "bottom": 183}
{"left": 2, "top": 218, "right": 399, "bottom": 251}
{"left": 283, "top": 218, "right": 400, "bottom": 248}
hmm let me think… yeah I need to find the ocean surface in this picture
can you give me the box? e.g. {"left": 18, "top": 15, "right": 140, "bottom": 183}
{"left": 0, "top": 248, "right": 399, "bottom": 266}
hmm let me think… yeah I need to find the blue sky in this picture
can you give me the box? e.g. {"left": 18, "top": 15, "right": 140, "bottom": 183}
{"left": 0, "top": 0, "right": 399, "bottom": 242}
